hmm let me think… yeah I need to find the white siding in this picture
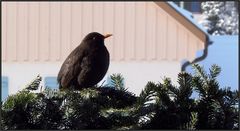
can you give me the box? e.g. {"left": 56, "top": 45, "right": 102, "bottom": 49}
{"left": 2, "top": 62, "right": 180, "bottom": 95}
{"left": 2, "top": 2, "right": 205, "bottom": 63}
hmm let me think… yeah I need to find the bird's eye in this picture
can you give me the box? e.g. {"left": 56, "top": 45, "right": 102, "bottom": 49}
{"left": 93, "top": 37, "right": 96, "bottom": 40}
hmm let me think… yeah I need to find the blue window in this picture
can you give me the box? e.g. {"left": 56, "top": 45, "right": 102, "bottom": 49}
{"left": 1, "top": 76, "right": 8, "bottom": 101}
{"left": 191, "top": 2, "right": 201, "bottom": 13}
{"left": 183, "top": 2, "right": 202, "bottom": 13}
{"left": 44, "top": 77, "right": 59, "bottom": 90}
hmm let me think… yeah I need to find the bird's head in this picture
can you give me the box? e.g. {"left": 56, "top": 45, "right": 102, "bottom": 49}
{"left": 83, "top": 32, "right": 112, "bottom": 45}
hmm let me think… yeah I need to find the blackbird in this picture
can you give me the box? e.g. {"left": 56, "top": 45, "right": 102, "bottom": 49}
{"left": 57, "top": 32, "right": 112, "bottom": 90}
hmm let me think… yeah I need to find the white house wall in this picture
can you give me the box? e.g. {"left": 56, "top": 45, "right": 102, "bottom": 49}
{"left": 2, "top": 2, "right": 205, "bottom": 63}
{"left": 2, "top": 62, "right": 180, "bottom": 95}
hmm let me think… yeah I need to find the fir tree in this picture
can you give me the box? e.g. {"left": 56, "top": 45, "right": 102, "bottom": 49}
{"left": 1, "top": 64, "right": 239, "bottom": 130}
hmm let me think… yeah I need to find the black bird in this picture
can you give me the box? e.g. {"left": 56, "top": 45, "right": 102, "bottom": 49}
{"left": 57, "top": 32, "right": 112, "bottom": 90}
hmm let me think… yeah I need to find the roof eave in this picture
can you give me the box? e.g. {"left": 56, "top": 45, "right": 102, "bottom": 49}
{"left": 154, "top": 2, "right": 208, "bottom": 44}
{"left": 154, "top": 2, "right": 212, "bottom": 71}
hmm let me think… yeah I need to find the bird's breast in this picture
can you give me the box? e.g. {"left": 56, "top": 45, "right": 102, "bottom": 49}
{"left": 91, "top": 46, "right": 109, "bottom": 67}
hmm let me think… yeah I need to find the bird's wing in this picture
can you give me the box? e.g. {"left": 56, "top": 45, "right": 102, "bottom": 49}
{"left": 77, "top": 55, "right": 92, "bottom": 86}
{"left": 57, "top": 46, "right": 85, "bottom": 88}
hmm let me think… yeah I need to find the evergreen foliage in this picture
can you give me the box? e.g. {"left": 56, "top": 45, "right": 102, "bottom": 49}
{"left": 1, "top": 64, "right": 239, "bottom": 130}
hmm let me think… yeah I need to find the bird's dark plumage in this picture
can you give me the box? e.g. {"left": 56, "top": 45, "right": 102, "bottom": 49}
{"left": 57, "top": 32, "right": 112, "bottom": 90}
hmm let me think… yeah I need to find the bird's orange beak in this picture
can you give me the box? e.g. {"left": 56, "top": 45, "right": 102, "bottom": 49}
{"left": 104, "top": 34, "right": 113, "bottom": 39}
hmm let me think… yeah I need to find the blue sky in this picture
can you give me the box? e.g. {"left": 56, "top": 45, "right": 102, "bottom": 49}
{"left": 186, "top": 35, "right": 239, "bottom": 91}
